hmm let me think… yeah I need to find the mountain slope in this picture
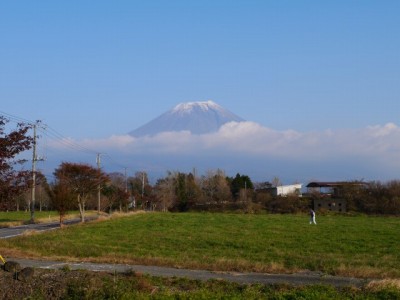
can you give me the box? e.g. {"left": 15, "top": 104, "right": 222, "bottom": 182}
{"left": 129, "top": 100, "right": 245, "bottom": 137}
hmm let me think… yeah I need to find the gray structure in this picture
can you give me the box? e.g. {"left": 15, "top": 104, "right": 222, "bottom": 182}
{"left": 306, "top": 181, "right": 366, "bottom": 213}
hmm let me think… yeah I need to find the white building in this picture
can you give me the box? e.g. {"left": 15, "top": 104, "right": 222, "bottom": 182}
{"left": 273, "top": 184, "right": 302, "bottom": 197}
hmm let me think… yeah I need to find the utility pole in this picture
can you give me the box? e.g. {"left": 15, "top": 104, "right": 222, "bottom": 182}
{"left": 30, "top": 121, "right": 44, "bottom": 223}
{"left": 124, "top": 167, "right": 128, "bottom": 193}
{"left": 141, "top": 171, "right": 145, "bottom": 199}
{"left": 96, "top": 153, "right": 101, "bottom": 213}
{"left": 245, "top": 180, "right": 247, "bottom": 202}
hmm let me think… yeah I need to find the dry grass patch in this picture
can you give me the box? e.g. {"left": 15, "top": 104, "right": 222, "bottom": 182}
{"left": 334, "top": 263, "right": 390, "bottom": 279}
{"left": 263, "top": 262, "right": 288, "bottom": 274}
{"left": 366, "top": 279, "right": 400, "bottom": 291}
{"left": 0, "top": 221, "right": 22, "bottom": 228}
{"left": 109, "top": 210, "right": 146, "bottom": 219}
{"left": 88, "top": 210, "right": 146, "bottom": 224}
{"left": 210, "top": 258, "right": 289, "bottom": 274}
{"left": 20, "top": 230, "right": 41, "bottom": 237}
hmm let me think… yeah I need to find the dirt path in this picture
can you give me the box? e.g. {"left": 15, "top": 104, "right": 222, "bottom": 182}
{"left": 7, "top": 257, "right": 368, "bottom": 288}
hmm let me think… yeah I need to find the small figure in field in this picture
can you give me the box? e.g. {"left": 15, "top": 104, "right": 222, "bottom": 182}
{"left": 309, "top": 209, "right": 316, "bottom": 225}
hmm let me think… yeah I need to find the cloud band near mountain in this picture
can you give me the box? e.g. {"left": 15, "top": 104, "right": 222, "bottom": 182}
{"left": 50, "top": 122, "right": 400, "bottom": 167}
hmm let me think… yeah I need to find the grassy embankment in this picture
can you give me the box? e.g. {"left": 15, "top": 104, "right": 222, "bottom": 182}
{"left": 0, "top": 212, "right": 399, "bottom": 279}
{"left": 0, "top": 210, "right": 97, "bottom": 227}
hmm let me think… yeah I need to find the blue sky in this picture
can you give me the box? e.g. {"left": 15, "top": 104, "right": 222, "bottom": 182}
{"left": 1, "top": 1, "right": 400, "bottom": 183}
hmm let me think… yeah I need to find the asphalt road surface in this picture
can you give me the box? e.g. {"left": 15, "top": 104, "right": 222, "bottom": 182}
{"left": 0, "top": 218, "right": 90, "bottom": 239}
{"left": 5, "top": 257, "right": 368, "bottom": 288}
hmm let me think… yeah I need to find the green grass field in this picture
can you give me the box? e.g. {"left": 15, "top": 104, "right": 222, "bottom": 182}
{"left": 0, "top": 211, "right": 59, "bottom": 223}
{"left": 1, "top": 212, "right": 399, "bottom": 279}
{"left": 0, "top": 210, "right": 63, "bottom": 228}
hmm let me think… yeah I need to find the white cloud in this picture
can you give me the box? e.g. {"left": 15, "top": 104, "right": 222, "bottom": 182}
{"left": 45, "top": 122, "right": 400, "bottom": 181}
{"left": 57, "top": 121, "right": 400, "bottom": 159}
{"left": 367, "top": 123, "right": 399, "bottom": 137}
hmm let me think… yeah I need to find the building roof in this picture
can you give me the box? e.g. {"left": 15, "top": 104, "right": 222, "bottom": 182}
{"left": 306, "top": 181, "right": 367, "bottom": 188}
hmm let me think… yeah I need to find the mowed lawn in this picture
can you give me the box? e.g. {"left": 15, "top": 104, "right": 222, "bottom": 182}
{"left": 1, "top": 212, "right": 399, "bottom": 278}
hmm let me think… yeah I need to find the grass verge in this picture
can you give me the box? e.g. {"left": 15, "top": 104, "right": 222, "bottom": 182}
{"left": 0, "top": 210, "right": 97, "bottom": 227}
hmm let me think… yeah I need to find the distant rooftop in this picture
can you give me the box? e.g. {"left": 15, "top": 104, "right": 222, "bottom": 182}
{"left": 306, "top": 181, "right": 367, "bottom": 188}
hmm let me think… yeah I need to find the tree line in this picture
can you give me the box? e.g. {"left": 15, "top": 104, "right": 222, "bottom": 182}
{"left": 1, "top": 116, "right": 400, "bottom": 221}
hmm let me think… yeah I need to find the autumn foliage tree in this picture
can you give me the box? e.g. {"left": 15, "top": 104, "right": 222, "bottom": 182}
{"left": 103, "top": 172, "right": 130, "bottom": 213}
{"left": 0, "top": 116, "right": 33, "bottom": 210}
{"left": 53, "top": 162, "right": 108, "bottom": 222}
{"left": 153, "top": 174, "right": 176, "bottom": 212}
{"left": 200, "top": 169, "right": 231, "bottom": 206}
{"left": 128, "top": 171, "right": 152, "bottom": 208}
{"left": 48, "top": 181, "right": 74, "bottom": 226}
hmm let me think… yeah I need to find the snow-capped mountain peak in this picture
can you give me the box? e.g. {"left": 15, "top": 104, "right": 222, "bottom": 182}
{"left": 172, "top": 100, "right": 221, "bottom": 114}
{"left": 129, "top": 100, "right": 245, "bottom": 137}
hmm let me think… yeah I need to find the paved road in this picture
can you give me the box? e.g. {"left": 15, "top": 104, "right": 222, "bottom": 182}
{"left": 0, "top": 218, "right": 94, "bottom": 239}
{"left": 6, "top": 257, "right": 368, "bottom": 288}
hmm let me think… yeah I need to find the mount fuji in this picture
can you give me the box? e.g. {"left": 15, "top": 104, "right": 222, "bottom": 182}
{"left": 129, "top": 100, "right": 245, "bottom": 137}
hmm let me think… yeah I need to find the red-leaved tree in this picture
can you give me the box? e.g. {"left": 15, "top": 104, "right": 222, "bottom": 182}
{"left": 0, "top": 116, "right": 33, "bottom": 210}
{"left": 53, "top": 162, "right": 108, "bottom": 222}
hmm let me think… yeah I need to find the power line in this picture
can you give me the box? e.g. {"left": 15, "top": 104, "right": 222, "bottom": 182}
{"left": 0, "top": 109, "right": 97, "bottom": 155}
{"left": 1, "top": 110, "right": 131, "bottom": 174}
{"left": 102, "top": 153, "right": 129, "bottom": 171}
{"left": 0, "top": 110, "right": 34, "bottom": 124}
{"left": 40, "top": 125, "right": 98, "bottom": 155}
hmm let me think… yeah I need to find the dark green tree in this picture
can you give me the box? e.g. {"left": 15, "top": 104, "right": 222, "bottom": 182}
{"left": 175, "top": 172, "right": 188, "bottom": 211}
{"left": 228, "top": 173, "right": 254, "bottom": 200}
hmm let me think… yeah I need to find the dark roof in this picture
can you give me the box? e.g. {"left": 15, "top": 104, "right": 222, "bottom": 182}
{"left": 306, "top": 181, "right": 367, "bottom": 188}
